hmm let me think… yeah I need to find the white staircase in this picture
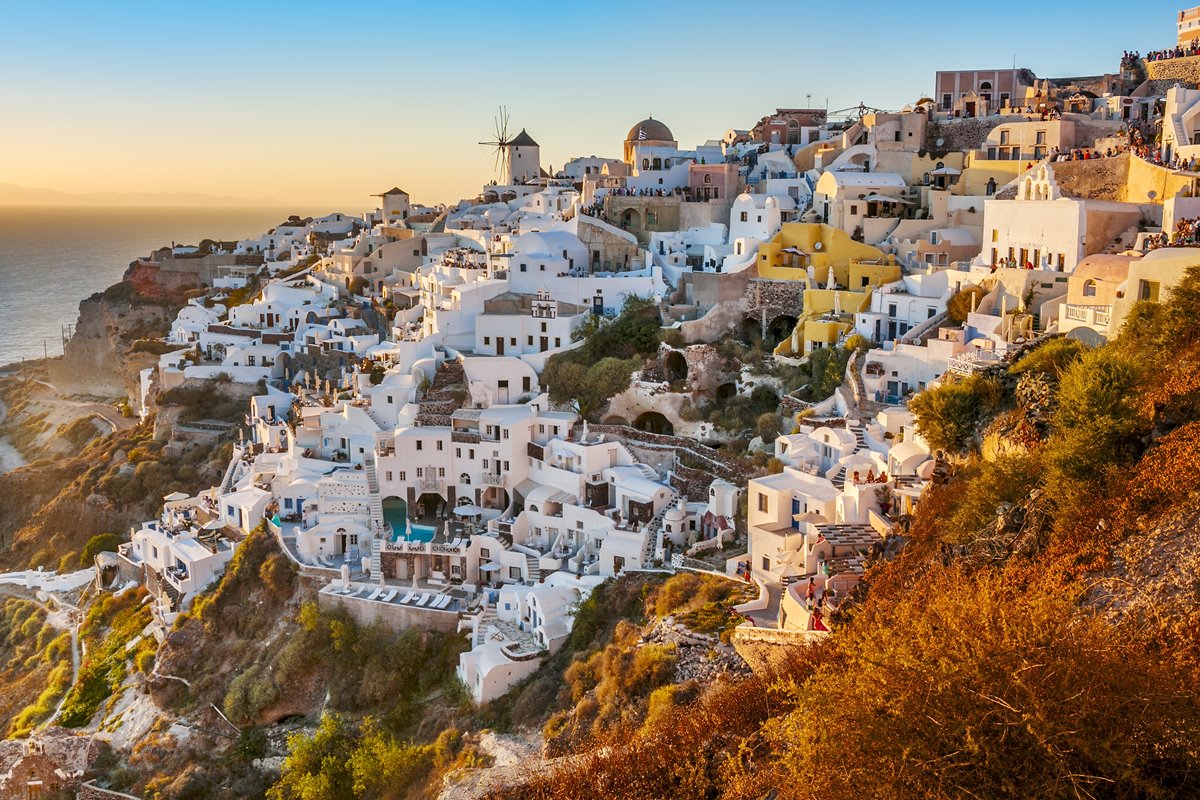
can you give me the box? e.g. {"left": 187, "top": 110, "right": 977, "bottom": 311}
{"left": 524, "top": 554, "right": 541, "bottom": 583}
{"left": 364, "top": 455, "right": 385, "bottom": 582}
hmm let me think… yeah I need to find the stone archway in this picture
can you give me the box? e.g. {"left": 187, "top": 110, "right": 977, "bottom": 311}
{"left": 716, "top": 382, "right": 738, "bottom": 401}
{"left": 603, "top": 415, "right": 630, "bottom": 426}
{"left": 634, "top": 411, "right": 674, "bottom": 435}
{"left": 767, "top": 315, "right": 798, "bottom": 345}
{"left": 621, "top": 208, "right": 642, "bottom": 230}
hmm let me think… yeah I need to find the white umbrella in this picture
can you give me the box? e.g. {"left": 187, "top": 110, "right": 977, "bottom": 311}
{"left": 453, "top": 504, "right": 484, "bottom": 516}
{"left": 826, "top": 267, "right": 836, "bottom": 290}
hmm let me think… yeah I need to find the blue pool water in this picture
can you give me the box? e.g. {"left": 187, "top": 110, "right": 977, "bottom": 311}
{"left": 408, "top": 524, "right": 436, "bottom": 543}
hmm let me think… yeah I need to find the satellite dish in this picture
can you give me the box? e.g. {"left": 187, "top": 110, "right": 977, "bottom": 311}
{"left": 936, "top": 137, "right": 945, "bottom": 147}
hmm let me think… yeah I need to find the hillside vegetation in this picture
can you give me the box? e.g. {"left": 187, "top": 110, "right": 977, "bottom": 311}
{"left": 480, "top": 268, "right": 1200, "bottom": 799}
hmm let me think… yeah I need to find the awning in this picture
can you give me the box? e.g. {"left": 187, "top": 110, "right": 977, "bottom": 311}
{"left": 479, "top": 562, "right": 502, "bottom": 572}
{"left": 163, "top": 491, "right": 189, "bottom": 502}
{"left": 862, "top": 194, "right": 912, "bottom": 204}
{"left": 930, "top": 166, "right": 961, "bottom": 176}
{"left": 453, "top": 504, "right": 484, "bottom": 516}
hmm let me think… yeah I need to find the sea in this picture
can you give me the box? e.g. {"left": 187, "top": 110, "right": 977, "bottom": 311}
{"left": 0, "top": 205, "right": 315, "bottom": 473}
{"left": 0, "top": 205, "right": 314, "bottom": 367}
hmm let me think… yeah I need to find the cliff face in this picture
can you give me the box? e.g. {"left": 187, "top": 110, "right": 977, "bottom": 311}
{"left": 49, "top": 262, "right": 197, "bottom": 399}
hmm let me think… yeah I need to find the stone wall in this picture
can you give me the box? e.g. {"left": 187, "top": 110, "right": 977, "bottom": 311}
{"left": 79, "top": 781, "right": 143, "bottom": 800}
{"left": 1146, "top": 55, "right": 1200, "bottom": 85}
{"left": 316, "top": 589, "right": 459, "bottom": 633}
{"left": 730, "top": 624, "right": 823, "bottom": 675}
{"left": 743, "top": 279, "right": 805, "bottom": 333}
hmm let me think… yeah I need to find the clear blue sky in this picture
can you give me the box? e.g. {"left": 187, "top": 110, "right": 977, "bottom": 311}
{"left": 0, "top": 0, "right": 1183, "bottom": 208}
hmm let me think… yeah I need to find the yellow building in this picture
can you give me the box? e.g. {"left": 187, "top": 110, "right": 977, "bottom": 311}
{"left": 758, "top": 224, "right": 901, "bottom": 355}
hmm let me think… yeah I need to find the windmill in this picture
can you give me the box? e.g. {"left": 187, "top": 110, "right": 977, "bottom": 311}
{"left": 479, "top": 106, "right": 514, "bottom": 183}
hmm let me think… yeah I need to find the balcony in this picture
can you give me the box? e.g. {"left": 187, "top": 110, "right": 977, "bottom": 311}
{"left": 482, "top": 472, "right": 506, "bottom": 487}
{"left": 452, "top": 430, "right": 481, "bottom": 444}
{"left": 417, "top": 477, "right": 443, "bottom": 493}
{"left": 1064, "top": 303, "right": 1112, "bottom": 327}
{"left": 527, "top": 442, "right": 545, "bottom": 460}
{"left": 948, "top": 350, "right": 1004, "bottom": 376}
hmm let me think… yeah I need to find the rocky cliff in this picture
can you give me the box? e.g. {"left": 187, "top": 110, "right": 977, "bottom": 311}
{"left": 49, "top": 261, "right": 198, "bottom": 399}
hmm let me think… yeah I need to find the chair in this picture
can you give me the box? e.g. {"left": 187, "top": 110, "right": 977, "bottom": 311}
{"left": 415, "top": 593, "right": 431, "bottom": 607}
{"left": 382, "top": 589, "right": 398, "bottom": 603}
{"left": 367, "top": 588, "right": 382, "bottom": 601}
{"left": 399, "top": 591, "right": 416, "bottom": 604}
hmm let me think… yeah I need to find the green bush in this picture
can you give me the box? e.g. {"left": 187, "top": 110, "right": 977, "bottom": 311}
{"left": 80, "top": 533, "right": 125, "bottom": 566}
{"left": 910, "top": 374, "right": 1002, "bottom": 453}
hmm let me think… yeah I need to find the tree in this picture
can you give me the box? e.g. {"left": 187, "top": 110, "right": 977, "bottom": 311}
{"left": 80, "top": 533, "right": 125, "bottom": 566}
{"left": 909, "top": 374, "right": 1000, "bottom": 452}
{"left": 269, "top": 714, "right": 357, "bottom": 800}
{"left": 946, "top": 286, "right": 986, "bottom": 324}
{"left": 756, "top": 412, "right": 782, "bottom": 443}
{"left": 1043, "top": 347, "right": 1146, "bottom": 490}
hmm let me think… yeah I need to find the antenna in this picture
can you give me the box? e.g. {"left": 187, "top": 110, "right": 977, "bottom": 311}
{"left": 479, "top": 106, "right": 512, "bottom": 183}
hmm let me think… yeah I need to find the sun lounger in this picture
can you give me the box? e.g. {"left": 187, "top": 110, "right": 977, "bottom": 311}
{"left": 434, "top": 595, "right": 453, "bottom": 610}
{"left": 367, "top": 588, "right": 382, "bottom": 601}
{"left": 382, "top": 589, "right": 397, "bottom": 603}
{"left": 400, "top": 591, "right": 415, "bottom": 604}
{"left": 415, "top": 593, "right": 431, "bottom": 607}
{"left": 350, "top": 585, "right": 366, "bottom": 597}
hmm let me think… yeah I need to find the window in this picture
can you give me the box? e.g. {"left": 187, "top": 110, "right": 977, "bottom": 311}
{"left": 894, "top": 130, "right": 902, "bottom": 142}
{"left": 519, "top": 263, "right": 526, "bottom": 272}
{"left": 1035, "top": 130, "right": 1046, "bottom": 145}
{"left": 941, "top": 93, "right": 952, "bottom": 109}
{"left": 502, "top": 428, "right": 509, "bottom": 439}
{"left": 480, "top": 547, "right": 490, "bottom": 559}
{"left": 1000, "top": 130, "right": 1010, "bottom": 145}
{"left": 416, "top": 441, "right": 422, "bottom": 451}
{"left": 646, "top": 211, "right": 657, "bottom": 225}
{"left": 740, "top": 211, "right": 748, "bottom": 222}
{"left": 398, "top": 471, "right": 406, "bottom": 481}
{"left": 510, "top": 566, "right": 522, "bottom": 580}
{"left": 703, "top": 174, "right": 712, "bottom": 184}
{"left": 849, "top": 205, "right": 858, "bottom": 215}
{"left": 438, "top": 467, "right": 445, "bottom": 477}
{"left": 991, "top": 228, "right": 998, "bottom": 243}
{"left": 483, "top": 336, "right": 490, "bottom": 345}
{"left": 757, "top": 493, "right": 768, "bottom": 512}
{"left": 527, "top": 336, "right": 533, "bottom": 346}
{"left": 416, "top": 467, "right": 423, "bottom": 477}
{"left": 555, "top": 337, "right": 561, "bottom": 347}
{"left": 1082, "top": 279, "right": 1098, "bottom": 297}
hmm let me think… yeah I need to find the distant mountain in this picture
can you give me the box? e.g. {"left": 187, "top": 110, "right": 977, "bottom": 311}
{"left": 0, "top": 182, "right": 285, "bottom": 208}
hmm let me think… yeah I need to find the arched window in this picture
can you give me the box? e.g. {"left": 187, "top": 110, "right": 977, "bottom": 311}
{"left": 642, "top": 158, "right": 650, "bottom": 170}
{"left": 979, "top": 81, "right": 992, "bottom": 91}
{"left": 460, "top": 473, "right": 471, "bottom": 485}
{"left": 703, "top": 174, "right": 712, "bottom": 184}
{"left": 1082, "top": 279, "right": 1098, "bottom": 297}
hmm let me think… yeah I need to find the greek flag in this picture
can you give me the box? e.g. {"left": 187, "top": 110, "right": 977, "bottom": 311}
{"left": 638, "top": 127, "right": 647, "bottom": 140}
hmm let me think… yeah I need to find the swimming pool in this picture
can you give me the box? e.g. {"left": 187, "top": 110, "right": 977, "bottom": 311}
{"left": 408, "top": 524, "right": 436, "bottom": 543}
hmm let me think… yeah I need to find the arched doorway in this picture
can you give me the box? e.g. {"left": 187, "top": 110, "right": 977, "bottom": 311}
{"left": 716, "top": 382, "right": 738, "bottom": 401}
{"left": 603, "top": 415, "right": 629, "bottom": 427}
{"left": 767, "top": 315, "right": 798, "bottom": 345}
{"left": 741, "top": 317, "right": 762, "bottom": 342}
{"left": 634, "top": 411, "right": 674, "bottom": 435}
{"left": 621, "top": 208, "right": 641, "bottom": 230}
{"left": 665, "top": 350, "right": 688, "bottom": 383}
{"left": 414, "top": 492, "right": 444, "bottom": 523}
